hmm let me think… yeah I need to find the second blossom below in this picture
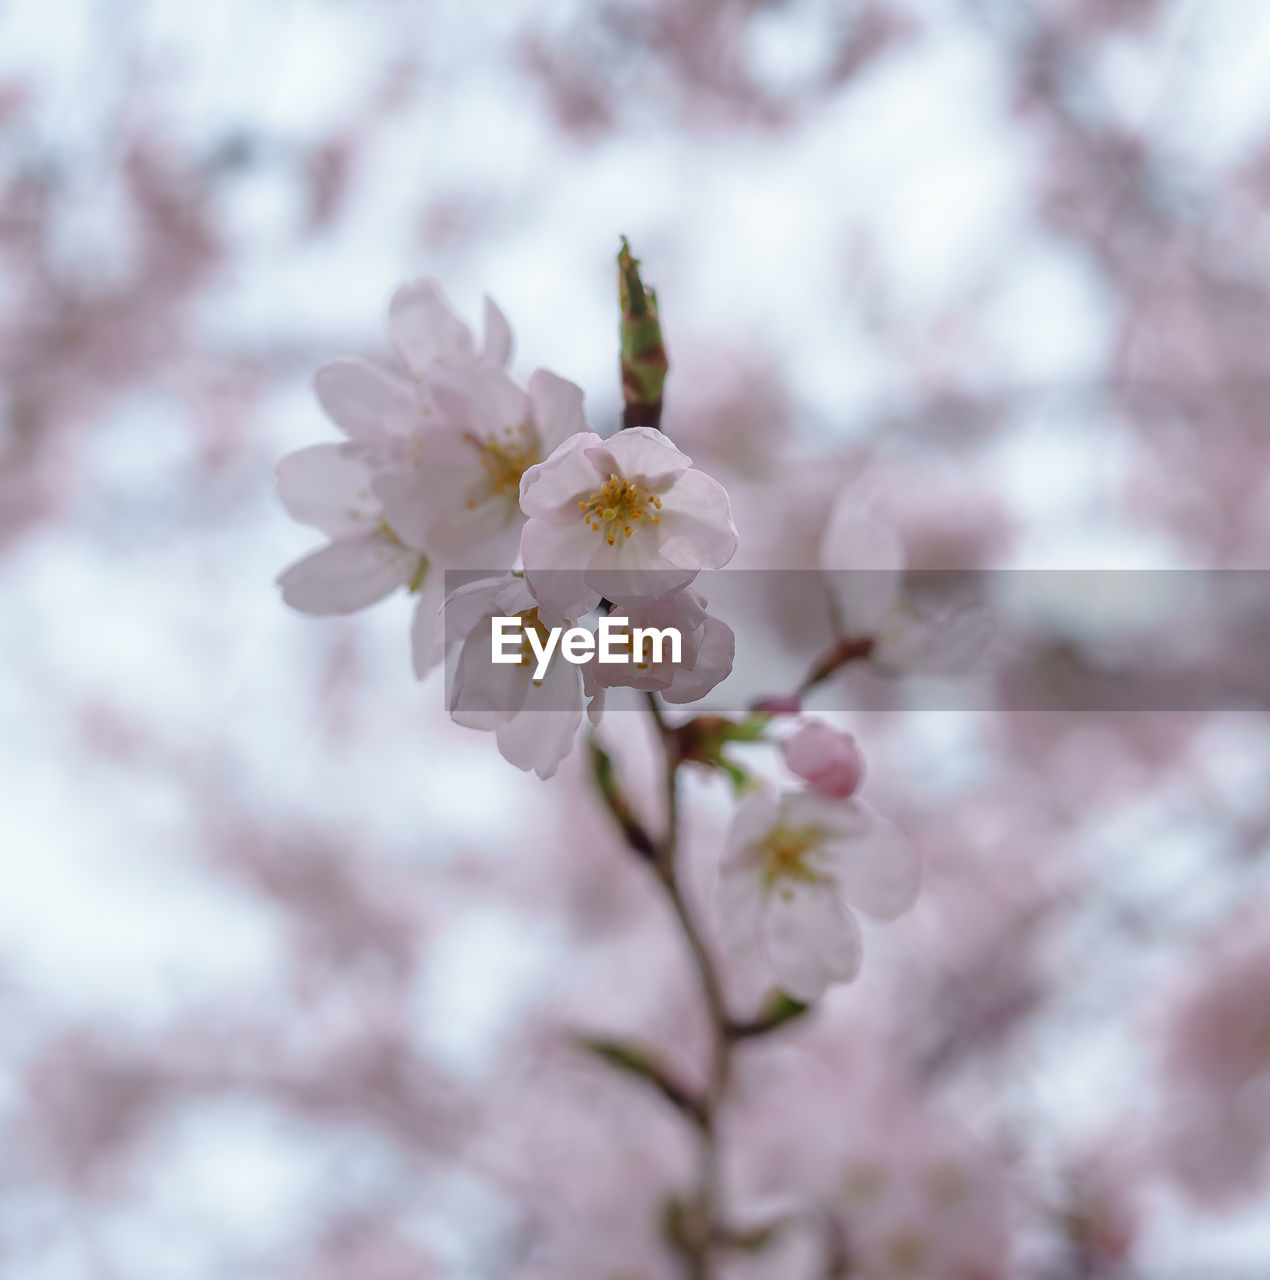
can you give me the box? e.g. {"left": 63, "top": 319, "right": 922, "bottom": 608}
{"left": 715, "top": 789, "right": 920, "bottom": 1001}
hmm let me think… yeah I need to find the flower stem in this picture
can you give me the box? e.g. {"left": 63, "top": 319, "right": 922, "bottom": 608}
{"left": 644, "top": 692, "right": 731, "bottom": 1278}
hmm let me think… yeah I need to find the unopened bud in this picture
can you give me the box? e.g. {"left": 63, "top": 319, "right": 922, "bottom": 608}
{"left": 618, "top": 237, "right": 668, "bottom": 430}
{"left": 783, "top": 722, "right": 866, "bottom": 800}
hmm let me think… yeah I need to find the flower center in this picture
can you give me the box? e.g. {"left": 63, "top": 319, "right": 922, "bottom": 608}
{"left": 578, "top": 472, "right": 662, "bottom": 547}
{"left": 468, "top": 425, "right": 538, "bottom": 508}
{"left": 508, "top": 607, "right": 551, "bottom": 680}
{"left": 760, "top": 825, "right": 826, "bottom": 891}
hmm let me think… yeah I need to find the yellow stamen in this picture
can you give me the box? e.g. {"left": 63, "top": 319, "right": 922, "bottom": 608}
{"left": 470, "top": 425, "right": 538, "bottom": 505}
{"left": 578, "top": 472, "right": 664, "bottom": 542}
{"left": 760, "top": 826, "right": 827, "bottom": 889}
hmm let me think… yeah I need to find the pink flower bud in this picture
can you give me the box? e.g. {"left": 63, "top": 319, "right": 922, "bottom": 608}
{"left": 783, "top": 723, "right": 866, "bottom": 800}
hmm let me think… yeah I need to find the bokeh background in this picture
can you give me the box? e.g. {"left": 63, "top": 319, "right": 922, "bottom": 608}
{"left": 5, "top": 0, "right": 1270, "bottom": 1275}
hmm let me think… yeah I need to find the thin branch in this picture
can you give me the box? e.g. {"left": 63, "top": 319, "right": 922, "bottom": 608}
{"left": 644, "top": 691, "right": 732, "bottom": 1278}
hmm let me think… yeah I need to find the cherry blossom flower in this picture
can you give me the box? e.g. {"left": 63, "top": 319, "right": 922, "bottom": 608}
{"left": 583, "top": 588, "right": 735, "bottom": 723}
{"left": 782, "top": 722, "right": 866, "bottom": 800}
{"left": 388, "top": 277, "right": 513, "bottom": 375}
{"left": 445, "top": 574, "right": 583, "bottom": 779}
{"left": 518, "top": 427, "right": 738, "bottom": 619}
{"left": 274, "top": 441, "right": 447, "bottom": 676}
{"left": 279, "top": 281, "right": 576, "bottom": 673}
{"left": 374, "top": 364, "right": 587, "bottom": 568}
{"left": 311, "top": 278, "right": 511, "bottom": 450}
{"left": 310, "top": 280, "right": 575, "bottom": 571}
{"left": 714, "top": 789, "right": 919, "bottom": 1000}
{"left": 818, "top": 495, "right": 990, "bottom": 673}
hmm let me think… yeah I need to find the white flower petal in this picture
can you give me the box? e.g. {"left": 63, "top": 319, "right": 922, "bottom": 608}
{"left": 818, "top": 502, "right": 904, "bottom": 636}
{"left": 371, "top": 470, "right": 431, "bottom": 551}
{"left": 725, "top": 790, "right": 783, "bottom": 859}
{"left": 762, "top": 881, "right": 862, "bottom": 1001}
{"left": 410, "top": 426, "right": 495, "bottom": 513}
{"left": 584, "top": 533, "right": 699, "bottom": 606}
{"left": 450, "top": 620, "right": 528, "bottom": 726}
{"left": 276, "top": 443, "right": 379, "bottom": 538}
{"left": 781, "top": 793, "right": 920, "bottom": 920}
{"left": 662, "top": 615, "right": 735, "bottom": 704}
{"left": 780, "top": 791, "right": 876, "bottom": 841}
{"left": 831, "top": 806, "right": 921, "bottom": 921}
{"left": 655, "top": 467, "right": 738, "bottom": 569}
{"left": 528, "top": 369, "right": 588, "bottom": 452}
{"left": 277, "top": 533, "right": 418, "bottom": 616}
{"left": 631, "top": 587, "right": 710, "bottom": 635}
{"left": 494, "top": 658, "right": 583, "bottom": 779}
{"left": 590, "top": 591, "right": 709, "bottom": 694}
{"left": 383, "top": 426, "right": 525, "bottom": 567}
{"left": 431, "top": 364, "right": 530, "bottom": 442}
{"left": 521, "top": 518, "right": 603, "bottom": 617}
{"left": 313, "top": 358, "right": 415, "bottom": 441}
{"left": 714, "top": 846, "right": 766, "bottom": 958}
{"left": 424, "top": 493, "right": 522, "bottom": 568}
{"left": 480, "top": 295, "right": 514, "bottom": 367}
{"left": 389, "top": 278, "right": 476, "bottom": 375}
{"left": 413, "top": 419, "right": 486, "bottom": 477}
{"left": 491, "top": 576, "right": 538, "bottom": 616}
{"left": 442, "top": 575, "right": 514, "bottom": 646}
{"left": 519, "top": 432, "right": 604, "bottom": 519}
{"left": 591, "top": 426, "right": 692, "bottom": 489}
{"left": 441, "top": 571, "right": 582, "bottom": 774}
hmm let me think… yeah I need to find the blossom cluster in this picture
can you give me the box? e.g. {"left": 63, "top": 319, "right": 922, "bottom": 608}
{"left": 276, "top": 278, "right": 920, "bottom": 1002}
{"left": 276, "top": 279, "right": 737, "bottom": 778}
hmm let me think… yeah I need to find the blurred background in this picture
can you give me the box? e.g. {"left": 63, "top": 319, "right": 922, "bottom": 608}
{"left": 5, "top": 0, "right": 1270, "bottom": 1275}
